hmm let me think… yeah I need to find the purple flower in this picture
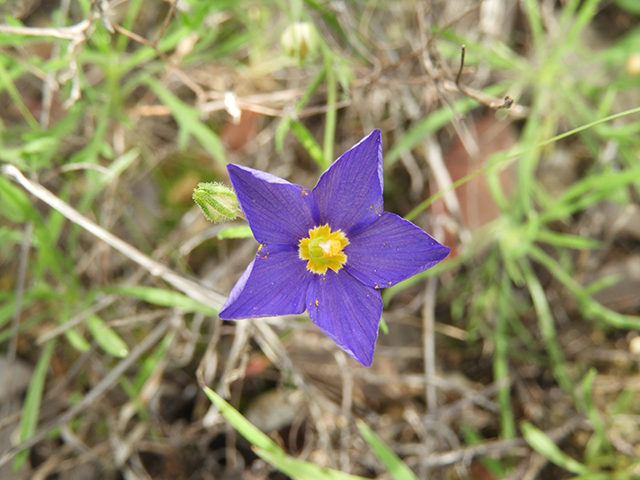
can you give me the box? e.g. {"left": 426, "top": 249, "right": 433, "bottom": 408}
{"left": 219, "top": 130, "right": 450, "bottom": 366}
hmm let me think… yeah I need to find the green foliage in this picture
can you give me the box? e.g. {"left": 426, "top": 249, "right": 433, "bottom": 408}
{"left": 356, "top": 420, "right": 419, "bottom": 480}
{"left": 2, "top": 0, "right": 640, "bottom": 478}
{"left": 15, "top": 340, "right": 56, "bottom": 471}
{"left": 86, "top": 314, "right": 129, "bottom": 358}
{"left": 106, "top": 286, "right": 218, "bottom": 316}
{"left": 521, "top": 421, "right": 591, "bottom": 475}
{"left": 217, "top": 225, "right": 253, "bottom": 239}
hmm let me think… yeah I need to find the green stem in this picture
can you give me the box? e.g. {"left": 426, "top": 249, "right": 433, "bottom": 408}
{"left": 0, "top": 61, "right": 39, "bottom": 130}
{"left": 520, "top": 257, "right": 573, "bottom": 394}
{"left": 323, "top": 56, "right": 337, "bottom": 169}
{"left": 495, "top": 270, "right": 516, "bottom": 439}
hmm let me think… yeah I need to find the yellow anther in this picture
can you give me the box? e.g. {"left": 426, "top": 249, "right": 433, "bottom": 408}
{"left": 299, "top": 224, "right": 349, "bottom": 274}
{"left": 319, "top": 239, "right": 342, "bottom": 258}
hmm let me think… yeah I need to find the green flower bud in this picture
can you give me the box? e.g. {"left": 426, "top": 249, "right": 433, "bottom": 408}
{"left": 192, "top": 182, "right": 241, "bottom": 223}
{"left": 280, "top": 22, "right": 318, "bottom": 61}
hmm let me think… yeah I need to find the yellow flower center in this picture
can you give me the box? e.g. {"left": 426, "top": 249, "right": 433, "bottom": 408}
{"left": 298, "top": 224, "right": 349, "bottom": 274}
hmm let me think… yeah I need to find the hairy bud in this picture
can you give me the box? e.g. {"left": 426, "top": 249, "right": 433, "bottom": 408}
{"left": 192, "top": 182, "right": 240, "bottom": 223}
{"left": 281, "top": 22, "right": 318, "bottom": 61}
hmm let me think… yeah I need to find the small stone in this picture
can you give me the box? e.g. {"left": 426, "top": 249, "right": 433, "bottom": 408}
{"left": 629, "top": 336, "right": 640, "bottom": 356}
{"left": 626, "top": 53, "right": 640, "bottom": 77}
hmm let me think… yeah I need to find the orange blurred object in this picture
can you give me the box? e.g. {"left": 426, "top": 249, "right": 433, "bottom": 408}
{"left": 432, "top": 115, "right": 517, "bottom": 257}
{"left": 221, "top": 110, "right": 260, "bottom": 151}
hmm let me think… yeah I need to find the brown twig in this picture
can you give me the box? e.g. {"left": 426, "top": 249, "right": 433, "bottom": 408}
{"left": 455, "top": 45, "right": 522, "bottom": 114}
{"left": 152, "top": 0, "right": 178, "bottom": 46}
{"left": 0, "top": 20, "right": 92, "bottom": 40}
{"left": 130, "top": 97, "right": 351, "bottom": 118}
{"left": 455, "top": 44, "right": 466, "bottom": 86}
{"left": 1, "top": 164, "right": 228, "bottom": 311}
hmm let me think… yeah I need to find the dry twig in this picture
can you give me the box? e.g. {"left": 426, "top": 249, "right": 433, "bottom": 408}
{"left": 1, "top": 164, "right": 227, "bottom": 310}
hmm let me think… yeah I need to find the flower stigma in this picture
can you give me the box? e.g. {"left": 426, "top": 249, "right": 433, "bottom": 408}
{"left": 298, "top": 224, "right": 349, "bottom": 274}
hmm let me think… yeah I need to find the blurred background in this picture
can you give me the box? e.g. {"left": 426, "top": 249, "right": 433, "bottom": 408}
{"left": 1, "top": 0, "right": 640, "bottom": 479}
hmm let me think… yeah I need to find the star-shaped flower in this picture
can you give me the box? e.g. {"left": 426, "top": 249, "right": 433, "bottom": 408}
{"left": 219, "top": 130, "right": 450, "bottom": 366}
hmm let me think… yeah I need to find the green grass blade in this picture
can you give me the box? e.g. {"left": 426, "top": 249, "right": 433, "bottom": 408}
{"left": 275, "top": 115, "right": 292, "bottom": 153}
{"left": 529, "top": 245, "right": 640, "bottom": 328}
{"left": 275, "top": 68, "right": 327, "bottom": 154}
{"left": 290, "top": 120, "right": 326, "bottom": 168}
{"left": 0, "top": 176, "right": 39, "bottom": 223}
{"left": 521, "top": 0, "right": 544, "bottom": 61}
{"left": 14, "top": 339, "right": 56, "bottom": 471}
{"left": 535, "top": 231, "right": 601, "bottom": 250}
{"left": 566, "top": 0, "right": 600, "bottom": 46}
{"left": 356, "top": 420, "right": 419, "bottom": 480}
{"left": 203, "top": 386, "right": 367, "bottom": 480}
{"left": 255, "top": 447, "right": 369, "bottom": 480}
{"left": 297, "top": 65, "right": 326, "bottom": 110}
{"left": 134, "top": 331, "right": 175, "bottom": 393}
{"left": 323, "top": 55, "right": 337, "bottom": 168}
{"left": 203, "top": 386, "right": 281, "bottom": 452}
{"left": 520, "top": 258, "right": 573, "bottom": 393}
{"left": 379, "top": 316, "right": 388, "bottom": 335}
{"left": 495, "top": 271, "right": 516, "bottom": 439}
{"left": 217, "top": 225, "right": 254, "bottom": 239}
{"left": 107, "top": 286, "right": 218, "bottom": 316}
{"left": 64, "top": 328, "right": 91, "bottom": 352}
{"left": 86, "top": 315, "right": 129, "bottom": 358}
{"left": 146, "top": 78, "right": 226, "bottom": 165}
{"left": 581, "top": 368, "right": 611, "bottom": 462}
{"left": 0, "top": 297, "right": 18, "bottom": 329}
{"left": 386, "top": 93, "right": 496, "bottom": 166}
{"left": 0, "top": 60, "right": 39, "bottom": 130}
{"left": 520, "top": 421, "right": 590, "bottom": 475}
{"left": 540, "top": 166, "right": 640, "bottom": 224}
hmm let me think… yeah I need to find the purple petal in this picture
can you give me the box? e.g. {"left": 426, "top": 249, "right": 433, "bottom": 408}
{"left": 344, "top": 212, "right": 450, "bottom": 288}
{"left": 306, "top": 271, "right": 382, "bottom": 366}
{"left": 228, "top": 164, "right": 320, "bottom": 245}
{"left": 219, "top": 243, "right": 311, "bottom": 319}
{"left": 313, "top": 130, "right": 384, "bottom": 236}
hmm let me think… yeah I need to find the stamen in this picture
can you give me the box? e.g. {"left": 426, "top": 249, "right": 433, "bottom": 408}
{"left": 298, "top": 224, "right": 349, "bottom": 274}
{"left": 319, "top": 239, "right": 342, "bottom": 258}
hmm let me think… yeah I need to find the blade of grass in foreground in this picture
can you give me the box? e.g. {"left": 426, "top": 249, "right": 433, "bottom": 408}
{"left": 495, "top": 271, "right": 516, "bottom": 439}
{"left": 107, "top": 286, "right": 218, "bottom": 316}
{"left": 203, "top": 386, "right": 368, "bottom": 480}
{"left": 145, "top": 77, "right": 226, "bottom": 165}
{"left": 521, "top": 421, "right": 590, "bottom": 475}
{"left": 217, "top": 225, "right": 253, "bottom": 239}
{"left": 290, "top": 120, "right": 327, "bottom": 169}
{"left": 356, "top": 420, "right": 420, "bottom": 480}
{"left": 86, "top": 314, "right": 129, "bottom": 358}
{"left": 14, "top": 339, "right": 56, "bottom": 471}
